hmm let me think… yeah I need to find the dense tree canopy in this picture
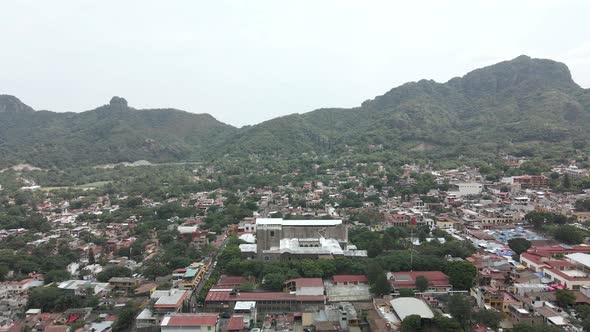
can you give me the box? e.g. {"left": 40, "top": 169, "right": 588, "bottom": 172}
{"left": 508, "top": 237, "right": 532, "bottom": 256}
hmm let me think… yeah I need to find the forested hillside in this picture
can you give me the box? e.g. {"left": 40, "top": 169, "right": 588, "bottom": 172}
{"left": 0, "top": 96, "right": 236, "bottom": 168}
{"left": 219, "top": 55, "right": 590, "bottom": 161}
{"left": 2, "top": 55, "right": 589, "bottom": 168}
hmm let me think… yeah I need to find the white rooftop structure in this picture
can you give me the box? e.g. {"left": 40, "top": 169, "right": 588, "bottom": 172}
{"left": 89, "top": 321, "right": 113, "bottom": 332}
{"left": 273, "top": 237, "right": 344, "bottom": 255}
{"left": 152, "top": 289, "right": 189, "bottom": 306}
{"left": 57, "top": 280, "right": 109, "bottom": 295}
{"left": 136, "top": 308, "right": 153, "bottom": 320}
{"left": 566, "top": 253, "right": 590, "bottom": 268}
{"left": 547, "top": 316, "right": 567, "bottom": 326}
{"left": 256, "top": 218, "right": 342, "bottom": 226}
{"left": 234, "top": 301, "right": 256, "bottom": 311}
{"left": 239, "top": 233, "right": 256, "bottom": 243}
{"left": 177, "top": 226, "right": 198, "bottom": 234}
{"left": 239, "top": 244, "right": 257, "bottom": 253}
{"left": 25, "top": 309, "right": 42, "bottom": 315}
{"left": 390, "top": 298, "right": 434, "bottom": 321}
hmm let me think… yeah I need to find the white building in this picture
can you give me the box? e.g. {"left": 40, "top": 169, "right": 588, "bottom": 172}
{"left": 449, "top": 182, "right": 483, "bottom": 197}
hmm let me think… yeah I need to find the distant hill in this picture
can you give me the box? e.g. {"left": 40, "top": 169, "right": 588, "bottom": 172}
{"left": 218, "top": 55, "right": 590, "bottom": 161}
{"left": 1, "top": 55, "right": 589, "bottom": 168}
{"left": 0, "top": 96, "right": 236, "bottom": 168}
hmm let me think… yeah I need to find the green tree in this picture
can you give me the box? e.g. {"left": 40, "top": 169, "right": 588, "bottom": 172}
{"left": 472, "top": 310, "right": 502, "bottom": 330}
{"left": 143, "top": 263, "right": 171, "bottom": 279}
{"left": 371, "top": 272, "right": 391, "bottom": 297}
{"left": 44, "top": 269, "right": 71, "bottom": 284}
{"left": 433, "top": 313, "right": 462, "bottom": 332}
{"left": 262, "top": 273, "right": 286, "bottom": 291}
{"left": 398, "top": 288, "right": 415, "bottom": 297}
{"left": 0, "top": 265, "right": 9, "bottom": 281}
{"left": 508, "top": 238, "right": 532, "bottom": 256}
{"left": 446, "top": 261, "right": 477, "bottom": 290}
{"left": 563, "top": 173, "right": 572, "bottom": 189}
{"left": 239, "top": 282, "right": 256, "bottom": 292}
{"left": 27, "top": 286, "right": 80, "bottom": 312}
{"left": 96, "top": 266, "right": 132, "bottom": 282}
{"left": 415, "top": 275, "right": 429, "bottom": 293}
{"left": 367, "top": 261, "right": 384, "bottom": 285}
{"left": 575, "top": 199, "right": 590, "bottom": 212}
{"left": 576, "top": 304, "right": 590, "bottom": 331}
{"left": 401, "top": 315, "right": 421, "bottom": 332}
{"left": 525, "top": 211, "right": 554, "bottom": 230}
{"left": 88, "top": 248, "right": 96, "bottom": 265}
{"left": 112, "top": 303, "right": 139, "bottom": 332}
{"left": 448, "top": 294, "right": 472, "bottom": 330}
{"left": 555, "top": 289, "right": 576, "bottom": 308}
{"left": 301, "top": 260, "right": 323, "bottom": 278}
{"left": 553, "top": 225, "right": 584, "bottom": 245}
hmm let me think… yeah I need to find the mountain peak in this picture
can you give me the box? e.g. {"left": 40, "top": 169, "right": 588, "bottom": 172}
{"left": 0, "top": 95, "right": 34, "bottom": 113}
{"left": 109, "top": 96, "right": 129, "bottom": 109}
{"left": 450, "top": 55, "right": 576, "bottom": 97}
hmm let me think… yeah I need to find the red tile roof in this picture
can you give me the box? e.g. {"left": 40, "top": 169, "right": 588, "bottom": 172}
{"left": 205, "top": 290, "right": 324, "bottom": 302}
{"left": 284, "top": 278, "right": 324, "bottom": 288}
{"left": 527, "top": 245, "right": 590, "bottom": 256}
{"left": 389, "top": 271, "right": 450, "bottom": 289}
{"left": 163, "top": 316, "right": 218, "bottom": 327}
{"left": 332, "top": 275, "right": 368, "bottom": 283}
{"left": 546, "top": 261, "right": 574, "bottom": 268}
{"left": 227, "top": 316, "right": 245, "bottom": 331}
{"left": 44, "top": 326, "right": 69, "bottom": 332}
{"left": 218, "top": 275, "right": 248, "bottom": 286}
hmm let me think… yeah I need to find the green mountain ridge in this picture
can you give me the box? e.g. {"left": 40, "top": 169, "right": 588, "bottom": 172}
{"left": 0, "top": 96, "right": 236, "bottom": 168}
{"left": 218, "top": 55, "right": 590, "bottom": 161}
{"left": 2, "top": 55, "right": 589, "bottom": 168}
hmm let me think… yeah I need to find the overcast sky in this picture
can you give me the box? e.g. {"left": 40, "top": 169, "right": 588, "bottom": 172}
{"left": 1, "top": 1, "right": 589, "bottom": 127}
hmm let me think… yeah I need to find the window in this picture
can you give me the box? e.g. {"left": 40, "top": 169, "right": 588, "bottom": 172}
{"left": 270, "top": 231, "right": 275, "bottom": 236}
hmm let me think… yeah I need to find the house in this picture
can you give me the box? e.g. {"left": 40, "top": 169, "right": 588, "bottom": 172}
{"left": 572, "top": 211, "right": 590, "bottom": 223}
{"left": 387, "top": 271, "right": 451, "bottom": 293}
{"left": 134, "top": 282, "right": 158, "bottom": 296}
{"left": 136, "top": 309, "right": 158, "bottom": 329}
{"left": 472, "top": 287, "right": 518, "bottom": 313}
{"left": 217, "top": 275, "right": 251, "bottom": 289}
{"left": 108, "top": 277, "right": 140, "bottom": 291}
{"left": 0, "top": 278, "right": 44, "bottom": 295}
{"left": 332, "top": 275, "right": 368, "bottom": 286}
{"left": 284, "top": 278, "right": 324, "bottom": 296}
{"left": 160, "top": 314, "right": 219, "bottom": 332}
{"left": 152, "top": 290, "right": 190, "bottom": 315}
{"left": 509, "top": 304, "right": 543, "bottom": 327}
{"left": 309, "top": 302, "right": 360, "bottom": 332}
{"left": 57, "top": 280, "right": 110, "bottom": 296}
{"left": 233, "top": 301, "right": 256, "bottom": 323}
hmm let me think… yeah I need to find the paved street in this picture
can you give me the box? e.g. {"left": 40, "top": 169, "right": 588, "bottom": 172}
{"left": 191, "top": 233, "right": 231, "bottom": 311}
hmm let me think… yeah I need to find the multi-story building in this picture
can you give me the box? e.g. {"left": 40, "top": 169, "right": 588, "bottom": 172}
{"left": 512, "top": 175, "right": 550, "bottom": 189}
{"left": 254, "top": 218, "right": 365, "bottom": 261}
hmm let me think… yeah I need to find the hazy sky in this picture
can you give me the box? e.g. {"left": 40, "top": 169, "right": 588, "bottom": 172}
{"left": 1, "top": 1, "right": 589, "bottom": 127}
